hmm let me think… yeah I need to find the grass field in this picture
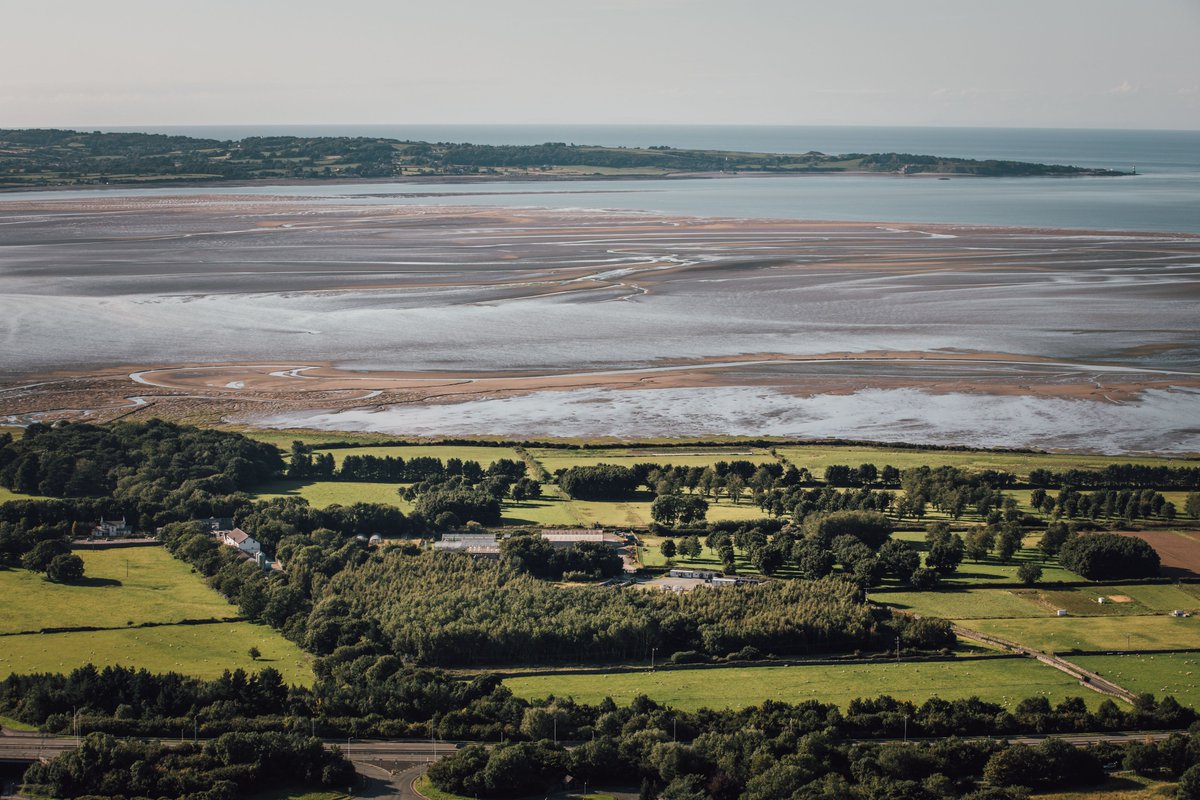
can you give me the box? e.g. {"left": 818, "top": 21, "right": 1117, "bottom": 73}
{"left": 0, "top": 486, "right": 47, "bottom": 503}
{"left": 1037, "top": 774, "right": 1177, "bottom": 799}
{"left": 252, "top": 479, "right": 414, "bottom": 510}
{"left": 504, "top": 657, "right": 1101, "bottom": 711}
{"left": 876, "top": 583, "right": 1200, "bottom": 621}
{"left": 0, "top": 548, "right": 243, "bottom": 634}
{"left": 1073, "top": 653, "right": 1200, "bottom": 709}
{"left": 774, "top": 445, "right": 1190, "bottom": 481}
{"left": 873, "top": 588, "right": 1049, "bottom": 619}
{"left": 0, "top": 622, "right": 313, "bottom": 685}
{"left": 528, "top": 447, "right": 776, "bottom": 476}
{"left": 0, "top": 546, "right": 313, "bottom": 684}
{"left": 639, "top": 535, "right": 766, "bottom": 575}
{"left": 957, "top": 615, "right": 1200, "bottom": 654}
{"left": 311, "top": 444, "right": 523, "bottom": 467}
{"left": 884, "top": 531, "right": 1086, "bottom": 586}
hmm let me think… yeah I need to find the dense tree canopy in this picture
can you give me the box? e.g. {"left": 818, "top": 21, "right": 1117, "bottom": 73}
{"left": 1058, "top": 533, "right": 1160, "bottom": 580}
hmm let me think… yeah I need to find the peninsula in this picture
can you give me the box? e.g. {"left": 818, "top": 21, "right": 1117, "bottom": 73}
{"left": 0, "top": 128, "right": 1129, "bottom": 189}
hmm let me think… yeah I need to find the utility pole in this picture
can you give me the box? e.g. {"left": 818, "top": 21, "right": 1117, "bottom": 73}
{"left": 193, "top": 717, "right": 198, "bottom": 743}
{"left": 903, "top": 715, "right": 908, "bottom": 743}
{"left": 553, "top": 717, "right": 557, "bottom": 745}
{"left": 651, "top": 647, "right": 657, "bottom": 670}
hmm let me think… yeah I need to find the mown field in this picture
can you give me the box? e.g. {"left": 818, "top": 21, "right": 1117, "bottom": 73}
{"left": 252, "top": 479, "right": 415, "bottom": 510}
{"left": 0, "top": 547, "right": 241, "bottom": 633}
{"left": 1073, "top": 653, "right": 1200, "bottom": 710}
{"left": 956, "top": 615, "right": 1200, "bottom": 654}
{"left": 773, "top": 445, "right": 1191, "bottom": 481}
{"left": 311, "top": 444, "right": 523, "bottom": 467}
{"left": 528, "top": 446, "right": 776, "bottom": 475}
{"left": 0, "top": 622, "right": 313, "bottom": 685}
{"left": 0, "top": 547, "right": 313, "bottom": 684}
{"left": 504, "top": 657, "right": 1102, "bottom": 711}
{"left": 875, "top": 583, "right": 1200, "bottom": 621}
{"left": 1037, "top": 774, "right": 1178, "bottom": 799}
{"left": 0, "top": 486, "right": 45, "bottom": 503}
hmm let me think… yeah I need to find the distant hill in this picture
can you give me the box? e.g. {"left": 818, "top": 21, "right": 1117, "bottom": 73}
{"left": 0, "top": 128, "right": 1129, "bottom": 189}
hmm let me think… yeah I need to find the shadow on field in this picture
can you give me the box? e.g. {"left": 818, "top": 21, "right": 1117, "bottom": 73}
{"left": 70, "top": 576, "right": 122, "bottom": 588}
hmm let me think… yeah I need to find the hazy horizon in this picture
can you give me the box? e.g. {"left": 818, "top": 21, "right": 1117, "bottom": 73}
{"left": 3, "top": 0, "right": 1197, "bottom": 131}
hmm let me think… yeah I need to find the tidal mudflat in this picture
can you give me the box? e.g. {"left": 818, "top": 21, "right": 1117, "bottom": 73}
{"left": 1, "top": 196, "right": 1198, "bottom": 451}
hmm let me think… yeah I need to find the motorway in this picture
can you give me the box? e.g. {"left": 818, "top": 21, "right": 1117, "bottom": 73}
{"left": 0, "top": 728, "right": 1181, "bottom": 766}
{"left": 0, "top": 731, "right": 459, "bottom": 764}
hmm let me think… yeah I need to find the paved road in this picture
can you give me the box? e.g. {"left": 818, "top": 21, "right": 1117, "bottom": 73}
{"left": 0, "top": 732, "right": 458, "bottom": 764}
{"left": 1, "top": 727, "right": 1184, "bottom": 766}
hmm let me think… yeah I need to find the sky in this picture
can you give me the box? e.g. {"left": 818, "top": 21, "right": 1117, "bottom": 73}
{"left": 2, "top": 0, "right": 1198, "bottom": 130}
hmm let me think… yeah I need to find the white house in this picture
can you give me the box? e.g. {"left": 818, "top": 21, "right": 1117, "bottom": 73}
{"left": 217, "top": 527, "right": 261, "bottom": 555}
{"left": 94, "top": 518, "right": 134, "bottom": 538}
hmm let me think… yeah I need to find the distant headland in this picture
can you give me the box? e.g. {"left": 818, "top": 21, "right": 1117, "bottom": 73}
{"left": 0, "top": 128, "right": 1131, "bottom": 189}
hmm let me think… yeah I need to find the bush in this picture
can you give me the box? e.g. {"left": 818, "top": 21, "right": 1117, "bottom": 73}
{"left": 45, "top": 553, "right": 85, "bottom": 583}
{"left": 1058, "top": 533, "right": 1159, "bottom": 580}
{"left": 669, "top": 650, "right": 708, "bottom": 664}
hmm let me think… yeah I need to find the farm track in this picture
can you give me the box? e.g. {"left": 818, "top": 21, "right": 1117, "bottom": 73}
{"left": 952, "top": 624, "right": 1138, "bottom": 702}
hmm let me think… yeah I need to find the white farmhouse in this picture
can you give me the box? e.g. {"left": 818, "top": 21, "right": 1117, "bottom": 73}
{"left": 217, "top": 527, "right": 262, "bottom": 555}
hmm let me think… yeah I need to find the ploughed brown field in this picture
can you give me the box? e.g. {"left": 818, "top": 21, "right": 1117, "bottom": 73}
{"left": 1125, "top": 531, "right": 1200, "bottom": 579}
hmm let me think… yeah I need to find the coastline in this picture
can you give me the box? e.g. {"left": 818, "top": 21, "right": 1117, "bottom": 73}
{"left": 0, "top": 166, "right": 1131, "bottom": 195}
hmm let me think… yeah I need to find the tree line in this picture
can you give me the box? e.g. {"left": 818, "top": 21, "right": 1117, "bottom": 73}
{"left": 1029, "top": 464, "right": 1200, "bottom": 491}
{"left": 2, "top": 658, "right": 1193, "bottom": 750}
{"left": 23, "top": 730, "right": 354, "bottom": 800}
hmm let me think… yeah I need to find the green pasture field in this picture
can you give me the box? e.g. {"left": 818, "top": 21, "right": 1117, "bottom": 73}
{"left": 0, "top": 622, "right": 313, "bottom": 685}
{"left": 956, "top": 615, "right": 1200, "bottom": 654}
{"left": 311, "top": 444, "right": 523, "bottom": 467}
{"left": 250, "top": 789, "right": 349, "bottom": 800}
{"left": 774, "top": 445, "right": 1189, "bottom": 481}
{"left": 0, "top": 486, "right": 47, "bottom": 503}
{"left": 1037, "top": 773, "right": 1177, "bottom": 799}
{"left": 874, "top": 583, "right": 1200, "bottom": 620}
{"left": 252, "top": 479, "right": 414, "bottom": 510}
{"left": 638, "top": 535, "right": 766, "bottom": 576}
{"left": 0, "top": 547, "right": 241, "bottom": 634}
{"left": 873, "top": 588, "right": 1047, "bottom": 620}
{"left": 504, "top": 657, "right": 1101, "bottom": 712}
{"left": 1072, "top": 653, "right": 1200, "bottom": 710}
{"left": 565, "top": 493, "right": 767, "bottom": 529}
{"left": 0, "top": 714, "right": 38, "bottom": 731}
{"left": 528, "top": 447, "right": 776, "bottom": 476}
{"left": 237, "top": 428, "right": 399, "bottom": 450}
{"left": 889, "top": 530, "right": 1085, "bottom": 585}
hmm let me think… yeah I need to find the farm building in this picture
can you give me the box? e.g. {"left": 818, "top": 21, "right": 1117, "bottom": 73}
{"left": 669, "top": 568, "right": 723, "bottom": 580}
{"left": 194, "top": 516, "right": 234, "bottom": 532}
{"left": 434, "top": 532, "right": 501, "bottom": 559}
{"left": 540, "top": 529, "right": 629, "bottom": 549}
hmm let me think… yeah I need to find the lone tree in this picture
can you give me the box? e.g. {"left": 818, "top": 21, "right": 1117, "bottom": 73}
{"left": 659, "top": 539, "right": 677, "bottom": 560}
{"left": 1017, "top": 561, "right": 1043, "bottom": 585}
{"left": 45, "top": 553, "right": 85, "bottom": 583}
{"left": 248, "top": 646, "right": 261, "bottom": 661}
